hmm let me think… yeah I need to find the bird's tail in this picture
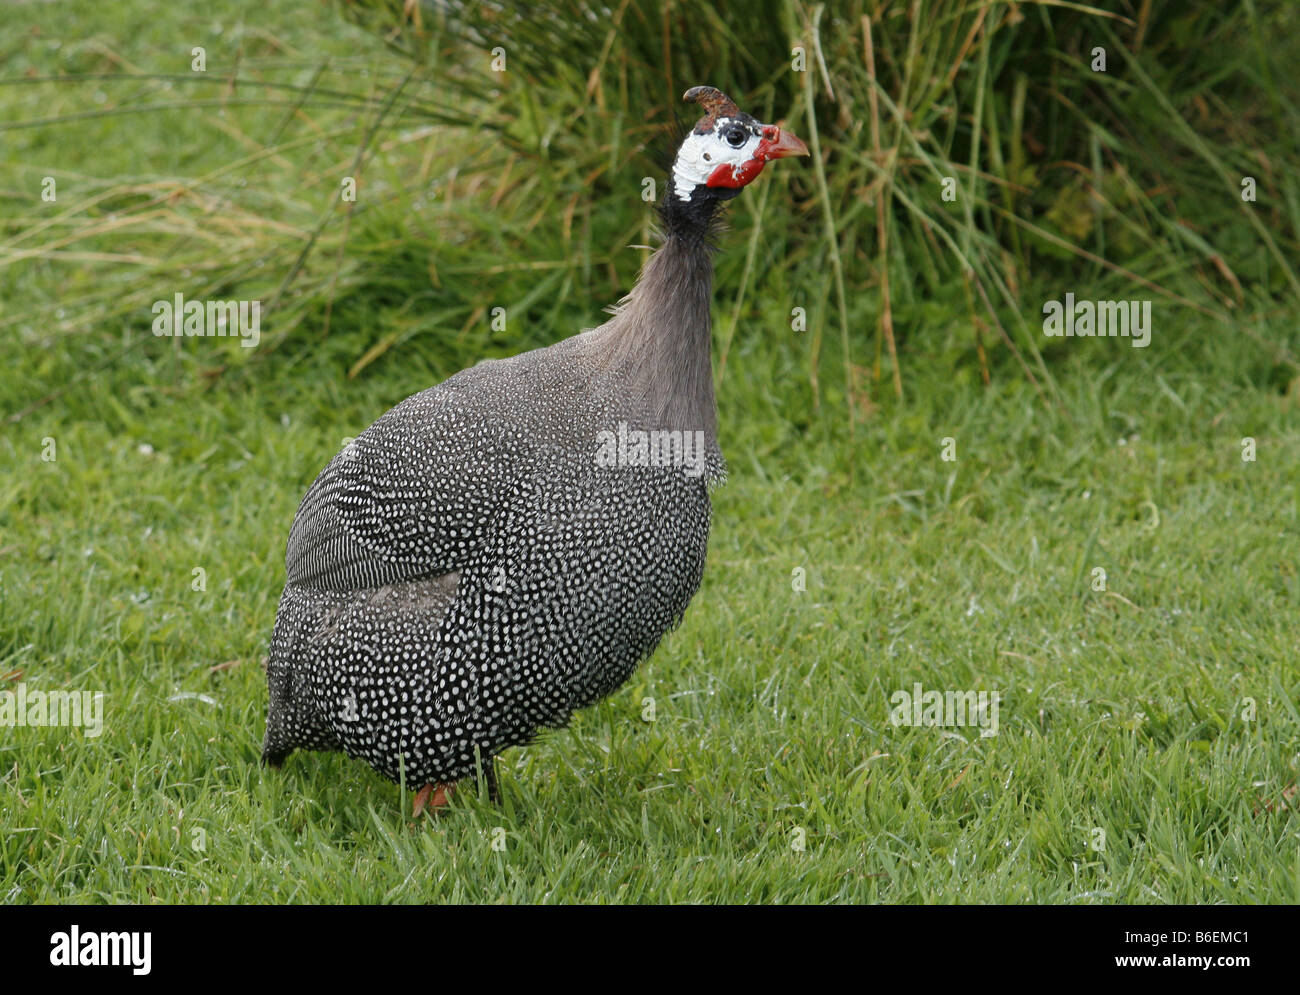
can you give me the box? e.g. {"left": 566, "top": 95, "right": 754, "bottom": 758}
{"left": 262, "top": 584, "right": 346, "bottom": 766}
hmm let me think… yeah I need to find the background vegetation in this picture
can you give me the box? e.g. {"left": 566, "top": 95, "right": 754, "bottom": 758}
{"left": 1, "top": 0, "right": 1297, "bottom": 902}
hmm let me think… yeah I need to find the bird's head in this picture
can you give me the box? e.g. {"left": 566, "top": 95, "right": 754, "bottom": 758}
{"left": 670, "top": 85, "right": 809, "bottom": 205}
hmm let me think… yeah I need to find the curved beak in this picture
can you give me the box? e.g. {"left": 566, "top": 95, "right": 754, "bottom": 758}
{"left": 758, "top": 124, "right": 810, "bottom": 161}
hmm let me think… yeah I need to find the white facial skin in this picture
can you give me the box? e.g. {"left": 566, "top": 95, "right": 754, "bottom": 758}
{"left": 671, "top": 117, "right": 763, "bottom": 202}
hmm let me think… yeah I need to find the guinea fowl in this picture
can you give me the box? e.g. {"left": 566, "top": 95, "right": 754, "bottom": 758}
{"left": 262, "top": 86, "right": 808, "bottom": 812}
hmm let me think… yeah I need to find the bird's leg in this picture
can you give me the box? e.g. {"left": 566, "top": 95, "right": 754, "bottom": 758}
{"left": 411, "top": 784, "right": 432, "bottom": 816}
{"left": 485, "top": 758, "right": 500, "bottom": 804}
{"left": 411, "top": 782, "right": 456, "bottom": 817}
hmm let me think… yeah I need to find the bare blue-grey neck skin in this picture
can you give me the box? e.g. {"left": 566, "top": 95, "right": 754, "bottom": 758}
{"left": 597, "top": 225, "right": 722, "bottom": 448}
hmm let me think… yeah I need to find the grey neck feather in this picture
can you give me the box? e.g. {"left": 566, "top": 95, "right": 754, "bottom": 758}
{"left": 594, "top": 233, "right": 719, "bottom": 443}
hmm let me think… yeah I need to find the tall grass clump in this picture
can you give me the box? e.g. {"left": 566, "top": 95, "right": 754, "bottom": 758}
{"left": 3, "top": 0, "right": 1297, "bottom": 422}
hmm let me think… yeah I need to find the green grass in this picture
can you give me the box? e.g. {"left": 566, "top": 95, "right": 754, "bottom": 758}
{"left": 1, "top": 0, "right": 1298, "bottom": 903}
{"left": 4, "top": 308, "right": 1297, "bottom": 903}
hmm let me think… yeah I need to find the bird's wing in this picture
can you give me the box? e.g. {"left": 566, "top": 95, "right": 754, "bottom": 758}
{"left": 285, "top": 359, "right": 541, "bottom": 592}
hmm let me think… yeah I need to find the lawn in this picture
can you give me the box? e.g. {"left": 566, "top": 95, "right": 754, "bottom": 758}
{"left": 1, "top": 0, "right": 1297, "bottom": 903}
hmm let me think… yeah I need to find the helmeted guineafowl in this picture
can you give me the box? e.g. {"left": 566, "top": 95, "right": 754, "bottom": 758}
{"left": 262, "top": 86, "right": 808, "bottom": 812}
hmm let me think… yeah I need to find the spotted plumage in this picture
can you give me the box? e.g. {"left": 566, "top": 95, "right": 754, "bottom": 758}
{"left": 262, "top": 86, "right": 808, "bottom": 806}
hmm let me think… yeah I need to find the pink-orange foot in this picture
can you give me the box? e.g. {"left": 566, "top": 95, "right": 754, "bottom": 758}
{"left": 411, "top": 782, "right": 455, "bottom": 817}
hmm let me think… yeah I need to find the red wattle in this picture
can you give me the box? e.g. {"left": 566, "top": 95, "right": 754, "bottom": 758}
{"left": 706, "top": 159, "right": 767, "bottom": 189}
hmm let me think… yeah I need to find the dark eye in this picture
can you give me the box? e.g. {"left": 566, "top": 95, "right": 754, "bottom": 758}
{"left": 724, "top": 127, "right": 747, "bottom": 148}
